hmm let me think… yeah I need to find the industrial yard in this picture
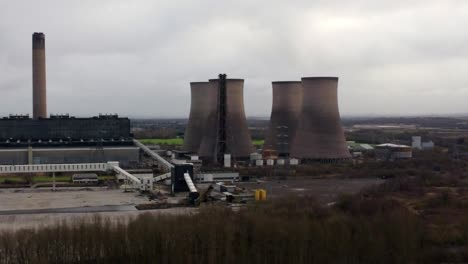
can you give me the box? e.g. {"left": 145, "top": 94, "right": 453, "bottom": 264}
{"left": 0, "top": 177, "right": 382, "bottom": 231}
{"left": 0, "top": 188, "right": 146, "bottom": 211}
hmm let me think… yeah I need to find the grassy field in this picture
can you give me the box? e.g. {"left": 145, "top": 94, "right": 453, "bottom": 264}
{"left": 252, "top": 139, "right": 264, "bottom": 146}
{"left": 138, "top": 138, "right": 184, "bottom": 145}
{"left": 139, "top": 138, "right": 265, "bottom": 146}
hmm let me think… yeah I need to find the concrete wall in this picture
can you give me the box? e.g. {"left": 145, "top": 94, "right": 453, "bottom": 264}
{"left": 0, "top": 147, "right": 140, "bottom": 166}
{"left": 0, "top": 149, "right": 28, "bottom": 165}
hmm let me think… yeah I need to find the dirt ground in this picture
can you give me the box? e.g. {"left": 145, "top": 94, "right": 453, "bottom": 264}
{"left": 0, "top": 187, "right": 149, "bottom": 211}
{"left": 236, "top": 177, "right": 384, "bottom": 204}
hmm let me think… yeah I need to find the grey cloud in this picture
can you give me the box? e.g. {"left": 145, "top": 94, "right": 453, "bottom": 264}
{"left": 0, "top": 0, "right": 468, "bottom": 118}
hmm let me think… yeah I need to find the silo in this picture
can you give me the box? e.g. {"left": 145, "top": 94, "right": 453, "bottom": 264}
{"left": 182, "top": 82, "right": 216, "bottom": 153}
{"left": 198, "top": 77, "right": 254, "bottom": 162}
{"left": 32, "top": 32, "right": 47, "bottom": 119}
{"left": 290, "top": 77, "right": 351, "bottom": 160}
{"left": 264, "top": 81, "right": 302, "bottom": 156}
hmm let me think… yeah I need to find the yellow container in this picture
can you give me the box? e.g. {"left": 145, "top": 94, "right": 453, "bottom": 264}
{"left": 259, "top": 189, "right": 267, "bottom": 201}
{"left": 254, "top": 189, "right": 262, "bottom": 201}
{"left": 255, "top": 189, "right": 267, "bottom": 201}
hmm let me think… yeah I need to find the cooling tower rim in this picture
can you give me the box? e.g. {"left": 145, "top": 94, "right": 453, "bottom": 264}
{"left": 302, "top": 77, "right": 338, "bottom": 81}
{"left": 190, "top": 81, "right": 210, "bottom": 84}
{"left": 272, "top": 81, "right": 302, "bottom": 84}
{"left": 208, "top": 78, "right": 244, "bottom": 82}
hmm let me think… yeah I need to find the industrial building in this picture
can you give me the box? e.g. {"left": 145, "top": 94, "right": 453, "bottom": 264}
{"left": 412, "top": 136, "right": 435, "bottom": 150}
{"left": 0, "top": 114, "right": 131, "bottom": 142}
{"left": 375, "top": 143, "right": 412, "bottom": 160}
{"left": 72, "top": 173, "right": 98, "bottom": 184}
{"left": 0, "top": 147, "right": 139, "bottom": 166}
{"left": 188, "top": 75, "right": 255, "bottom": 164}
{"left": 0, "top": 33, "right": 135, "bottom": 166}
{"left": 264, "top": 81, "right": 303, "bottom": 157}
{"left": 290, "top": 77, "right": 351, "bottom": 161}
{"left": 5, "top": 32, "right": 354, "bottom": 168}
{"left": 182, "top": 82, "right": 215, "bottom": 153}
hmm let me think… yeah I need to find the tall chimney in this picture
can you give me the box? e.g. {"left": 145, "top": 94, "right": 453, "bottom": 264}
{"left": 32, "top": 32, "right": 47, "bottom": 119}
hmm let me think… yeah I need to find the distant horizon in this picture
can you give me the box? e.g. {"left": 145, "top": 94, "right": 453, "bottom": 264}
{"left": 2, "top": 112, "right": 468, "bottom": 120}
{"left": 127, "top": 113, "right": 468, "bottom": 120}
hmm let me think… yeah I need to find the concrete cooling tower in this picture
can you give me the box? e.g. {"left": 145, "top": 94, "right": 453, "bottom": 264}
{"left": 290, "top": 77, "right": 350, "bottom": 160}
{"left": 182, "top": 82, "right": 216, "bottom": 153}
{"left": 198, "top": 76, "right": 254, "bottom": 163}
{"left": 264, "top": 81, "right": 303, "bottom": 156}
{"left": 32, "top": 32, "right": 47, "bottom": 119}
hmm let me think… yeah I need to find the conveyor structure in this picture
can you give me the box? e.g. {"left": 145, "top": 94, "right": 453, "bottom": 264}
{"left": 133, "top": 139, "right": 174, "bottom": 171}
{"left": 0, "top": 161, "right": 144, "bottom": 188}
{"left": 134, "top": 139, "right": 199, "bottom": 198}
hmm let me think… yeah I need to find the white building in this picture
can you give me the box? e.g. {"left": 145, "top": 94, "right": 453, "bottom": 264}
{"left": 412, "top": 136, "right": 422, "bottom": 150}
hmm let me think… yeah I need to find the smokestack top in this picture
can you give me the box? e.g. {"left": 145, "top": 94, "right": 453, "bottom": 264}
{"left": 272, "top": 81, "right": 302, "bottom": 84}
{"left": 301, "top": 77, "right": 338, "bottom": 81}
{"left": 32, "top": 32, "right": 45, "bottom": 49}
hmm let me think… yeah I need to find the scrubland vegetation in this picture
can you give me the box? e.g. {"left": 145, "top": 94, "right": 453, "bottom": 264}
{"left": 3, "top": 170, "right": 468, "bottom": 263}
{"left": 0, "top": 195, "right": 425, "bottom": 264}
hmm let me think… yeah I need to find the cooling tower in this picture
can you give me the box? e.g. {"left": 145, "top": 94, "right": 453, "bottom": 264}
{"left": 264, "top": 81, "right": 303, "bottom": 156}
{"left": 182, "top": 82, "right": 216, "bottom": 153}
{"left": 198, "top": 77, "right": 254, "bottom": 162}
{"left": 290, "top": 77, "right": 351, "bottom": 160}
{"left": 32, "top": 32, "right": 47, "bottom": 119}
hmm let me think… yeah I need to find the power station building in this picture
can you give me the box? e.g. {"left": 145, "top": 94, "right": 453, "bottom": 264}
{"left": 0, "top": 114, "right": 131, "bottom": 142}
{"left": 0, "top": 33, "right": 138, "bottom": 166}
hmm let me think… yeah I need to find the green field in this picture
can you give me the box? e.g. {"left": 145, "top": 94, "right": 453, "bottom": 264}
{"left": 252, "top": 139, "right": 264, "bottom": 146}
{"left": 139, "top": 138, "right": 184, "bottom": 145}
{"left": 139, "top": 138, "right": 265, "bottom": 146}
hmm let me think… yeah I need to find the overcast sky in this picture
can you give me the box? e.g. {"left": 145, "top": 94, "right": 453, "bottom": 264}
{"left": 1, "top": 0, "right": 468, "bottom": 118}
